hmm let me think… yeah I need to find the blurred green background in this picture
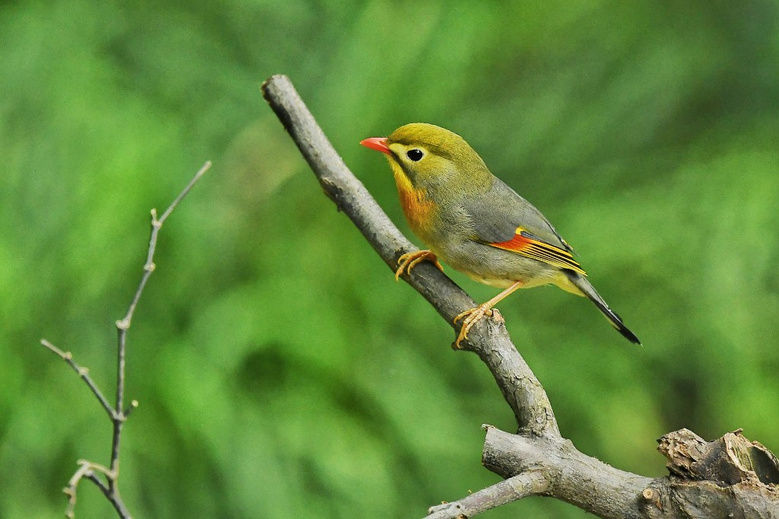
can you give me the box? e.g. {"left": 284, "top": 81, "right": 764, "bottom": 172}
{"left": 2, "top": 1, "right": 778, "bottom": 517}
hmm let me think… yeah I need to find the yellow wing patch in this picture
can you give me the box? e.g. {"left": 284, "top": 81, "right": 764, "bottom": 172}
{"left": 489, "top": 226, "right": 587, "bottom": 275}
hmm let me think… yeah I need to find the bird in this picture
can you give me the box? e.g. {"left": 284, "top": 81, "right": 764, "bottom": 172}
{"left": 360, "top": 123, "right": 640, "bottom": 348}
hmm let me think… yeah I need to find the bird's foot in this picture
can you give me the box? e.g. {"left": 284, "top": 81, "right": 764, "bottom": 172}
{"left": 453, "top": 303, "right": 495, "bottom": 349}
{"left": 395, "top": 250, "right": 443, "bottom": 281}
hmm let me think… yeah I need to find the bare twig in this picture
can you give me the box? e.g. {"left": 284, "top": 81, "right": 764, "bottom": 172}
{"left": 40, "top": 339, "right": 114, "bottom": 419}
{"left": 261, "top": 74, "right": 779, "bottom": 518}
{"left": 41, "top": 160, "right": 211, "bottom": 518}
{"left": 426, "top": 471, "right": 549, "bottom": 518}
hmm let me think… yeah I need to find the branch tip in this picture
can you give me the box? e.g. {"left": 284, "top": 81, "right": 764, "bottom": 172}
{"left": 123, "top": 400, "right": 139, "bottom": 418}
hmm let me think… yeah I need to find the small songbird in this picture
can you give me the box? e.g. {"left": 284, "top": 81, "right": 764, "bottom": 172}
{"left": 360, "top": 123, "right": 640, "bottom": 348}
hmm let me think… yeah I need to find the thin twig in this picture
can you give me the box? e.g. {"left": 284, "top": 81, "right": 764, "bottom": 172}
{"left": 109, "top": 160, "right": 212, "bottom": 482}
{"left": 41, "top": 160, "right": 211, "bottom": 519}
{"left": 40, "top": 339, "right": 115, "bottom": 419}
{"left": 63, "top": 461, "right": 98, "bottom": 519}
{"left": 117, "top": 160, "right": 211, "bottom": 332}
{"left": 425, "top": 471, "right": 549, "bottom": 519}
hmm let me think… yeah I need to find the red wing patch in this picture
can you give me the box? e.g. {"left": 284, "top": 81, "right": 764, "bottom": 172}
{"left": 489, "top": 227, "right": 587, "bottom": 275}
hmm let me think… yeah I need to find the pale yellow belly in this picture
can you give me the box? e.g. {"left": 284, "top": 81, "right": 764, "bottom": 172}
{"left": 459, "top": 262, "right": 585, "bottom": 296}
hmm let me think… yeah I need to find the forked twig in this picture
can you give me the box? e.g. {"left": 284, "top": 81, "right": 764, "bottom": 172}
{"left": 41, "top": 161, "right": 212, "bottom": 518}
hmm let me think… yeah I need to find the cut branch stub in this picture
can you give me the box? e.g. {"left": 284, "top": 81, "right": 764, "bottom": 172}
{"left": 659, "top": 428, "right": 779, "bottom": 487}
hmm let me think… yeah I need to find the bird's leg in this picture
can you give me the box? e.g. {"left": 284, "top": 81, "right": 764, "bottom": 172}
{"left": 453, "top": 281, "right": 524, "bottom": 348}
{"left": 395, "top": 250, "right": 443, "bottom": 281}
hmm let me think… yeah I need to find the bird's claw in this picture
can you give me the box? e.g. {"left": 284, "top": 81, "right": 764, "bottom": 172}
{"left": 453, "top": 304, "right": 494, "bottom": 349}
{"left": 395, "top": 250, "right": 443, "bottom": 281}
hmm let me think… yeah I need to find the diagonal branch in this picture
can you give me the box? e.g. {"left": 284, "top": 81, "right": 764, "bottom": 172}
{"left": 261, "top": 74, "right": 556, "bottom": 437}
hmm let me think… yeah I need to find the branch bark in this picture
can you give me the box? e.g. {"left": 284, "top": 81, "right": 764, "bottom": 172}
{"left": 261, "top": 74, "right": 555, "bottom": 437}
{"left": 261, "top": 74, "right": 779, "bottom": 518}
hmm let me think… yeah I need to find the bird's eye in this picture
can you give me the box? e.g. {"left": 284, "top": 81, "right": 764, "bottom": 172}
{"left": 406, "top": 149, "right": 424, "bottom": 162}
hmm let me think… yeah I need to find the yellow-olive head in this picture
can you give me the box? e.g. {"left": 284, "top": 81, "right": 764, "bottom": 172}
{"left": 361, "top": 123, "right": 492, "bottom": 194}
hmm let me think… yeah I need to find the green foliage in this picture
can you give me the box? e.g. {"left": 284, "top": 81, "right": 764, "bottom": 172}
{"left": 1, "top": 0, "right": 778, "bottom": 517}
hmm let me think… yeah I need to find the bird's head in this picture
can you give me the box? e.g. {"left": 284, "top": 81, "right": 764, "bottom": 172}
{"left": 361, "top": 123, "right": 491, "bottom": 194}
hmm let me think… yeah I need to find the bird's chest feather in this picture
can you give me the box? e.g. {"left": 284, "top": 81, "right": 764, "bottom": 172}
{"left": 393, "top": 171, "right": 436, "bottom": 240}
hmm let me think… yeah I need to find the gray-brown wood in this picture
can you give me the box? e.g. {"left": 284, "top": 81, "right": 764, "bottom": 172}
{"left": 261, "top": 74, "right": 556, "bottom": 436}
{"left": 261, "top": 73, "right": 779, "bottom": 518}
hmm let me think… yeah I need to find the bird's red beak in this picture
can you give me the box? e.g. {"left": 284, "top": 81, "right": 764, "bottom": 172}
{"left": 360, "top": 137, "right": 391, "bottom": 155}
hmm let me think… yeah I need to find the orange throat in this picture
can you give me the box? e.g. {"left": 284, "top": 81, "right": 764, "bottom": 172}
{"left": 395, "top": 178, "right": 435, "bottom": 237}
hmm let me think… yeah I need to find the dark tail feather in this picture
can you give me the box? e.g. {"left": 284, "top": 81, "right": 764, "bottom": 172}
{"left": 566, "top": 272, "right": 641, "bottom": 345}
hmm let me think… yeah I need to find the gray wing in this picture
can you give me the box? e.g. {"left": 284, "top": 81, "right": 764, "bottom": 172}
{"left": 464, "top": 177, "right": 573, "bottom": 252}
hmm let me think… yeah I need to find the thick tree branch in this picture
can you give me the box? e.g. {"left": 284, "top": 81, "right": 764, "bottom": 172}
{"left": 483, "top": 426, "right": 653, "bottom": 517}
{"left": 261, "top": 74, "right": 779, "bottom": 518}
{"left": 261, "top": 74, "right": 556, "bottom": 437}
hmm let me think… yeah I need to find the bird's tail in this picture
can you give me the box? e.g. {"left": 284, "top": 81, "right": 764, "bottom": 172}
{"left": 564, "top": 272, "right": 641, "bottom": 345}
